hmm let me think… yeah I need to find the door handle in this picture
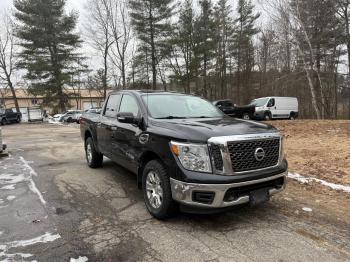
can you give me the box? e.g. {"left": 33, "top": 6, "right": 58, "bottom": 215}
{"left": 111, "top": 126, "right": 118, "bottom": 131}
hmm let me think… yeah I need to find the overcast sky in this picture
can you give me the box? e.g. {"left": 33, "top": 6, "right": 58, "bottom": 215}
{"left": 0, "top": 0, "right": 269, "bottom": 79}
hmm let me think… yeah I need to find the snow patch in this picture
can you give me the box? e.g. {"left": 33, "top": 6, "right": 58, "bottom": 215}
{"left": 6, "top": 196, "right": 16, "bottom": 201}
{"left": 288, "top": 172, "right": 350, "bottom": 193}
{"left": 0, "top": 232, "right": 60, "bottom": 260}
{"left": 19, "top": 156, "right": 46, "bottom": 205}
{"left": 70, "top": 256, "right": 89, "bottom": 262}
{"left": 0, "top": 173, "right": 26, "bottom": 184}
{"left": 1, "top": 185, "right": 15, "bottom": 190}
{"left": 302, "top": 207, "right": 313, "bottom": 212}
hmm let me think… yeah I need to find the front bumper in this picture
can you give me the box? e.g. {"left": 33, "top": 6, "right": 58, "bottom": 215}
{"left": 170, "top": 171, "right": 287, "bottom": 208}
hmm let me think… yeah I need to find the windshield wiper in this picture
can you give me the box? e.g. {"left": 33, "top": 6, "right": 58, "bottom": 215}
{"left": 155, "top": 116, "right": 188, "bottom": 119}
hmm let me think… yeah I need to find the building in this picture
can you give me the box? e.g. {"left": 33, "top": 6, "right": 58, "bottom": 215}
{"left": 0, "top": 88, "right": 111, "bottom": 114}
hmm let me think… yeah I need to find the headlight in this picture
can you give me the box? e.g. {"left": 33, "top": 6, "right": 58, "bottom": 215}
{"left": 170, "top": 141, "right": 212, "bottom": 173}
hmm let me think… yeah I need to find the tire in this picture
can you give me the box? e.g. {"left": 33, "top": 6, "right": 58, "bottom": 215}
{"left": 1, "top": 118, "right": 6, "bottom": 126}
{"left": 289, "top": 112, "right": 296, "bottom": 120}
{"left": 85, "top": 137, "right": 103, "bottom": 168}
{"left": 242, "top": 113, "right": 250, "bottom": 120}
{"left": 16, "top": 116, "right": 21, "bottom": 123}
{"left": 264, "top": 112, "right": 272, "bottom": 121}
{"left": 67, "top": 117, "right": 73, "bottom": 123}
{"left": 142, "top": 160, "right": 177, "bottom": 219}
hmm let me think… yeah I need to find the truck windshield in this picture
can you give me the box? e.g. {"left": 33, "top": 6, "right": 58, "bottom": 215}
{"left": 249, "top": 98, "right": 269, "bottom": 107}
{"left": 142, "top": 94, "right": 223, "bottom": 119}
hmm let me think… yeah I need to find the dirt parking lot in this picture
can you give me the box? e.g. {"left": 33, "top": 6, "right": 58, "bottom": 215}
{"left": 0, "top": 121, "right": 349, "bottom": 261}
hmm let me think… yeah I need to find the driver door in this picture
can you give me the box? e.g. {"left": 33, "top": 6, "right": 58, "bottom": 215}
{"left": 267, "top": 98, "right": 276, "bottom": 118}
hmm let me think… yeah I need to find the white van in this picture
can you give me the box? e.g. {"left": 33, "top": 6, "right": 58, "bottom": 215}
{"left": 250, "top": 97, "right": 299, "bottom": 120}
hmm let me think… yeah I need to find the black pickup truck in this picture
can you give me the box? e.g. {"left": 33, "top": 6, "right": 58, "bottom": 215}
{"left": 213, "top": 100, "right": 255, "bottom": 120}
{"left": 0, "top": 108, "right": 22, "bottom": 125}
{"left": 80, "top": 90, "right": 287, "bottom": 219}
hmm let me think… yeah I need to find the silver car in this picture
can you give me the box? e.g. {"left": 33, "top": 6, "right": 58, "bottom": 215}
{"left": 59, "top": 110, "right": 83, "bottom": 123}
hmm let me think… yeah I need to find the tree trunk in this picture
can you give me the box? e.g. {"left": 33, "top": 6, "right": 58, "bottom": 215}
{"left": 103, "top": 45, "right": 108, "bottom": 99}
{"left": 8, "top": 79, "right": 19, "bottom": 113}
{"left": 149, "top": 6, "right": 157, "bottom": 90}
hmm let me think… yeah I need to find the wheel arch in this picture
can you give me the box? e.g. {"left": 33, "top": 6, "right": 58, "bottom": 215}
{"left": 137, "top": 151, "right": 163, "bottom": 189}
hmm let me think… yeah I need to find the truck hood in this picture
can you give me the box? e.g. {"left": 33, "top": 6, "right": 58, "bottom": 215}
{"left": 150, "top": 117, "right": 277, "bottom": 142}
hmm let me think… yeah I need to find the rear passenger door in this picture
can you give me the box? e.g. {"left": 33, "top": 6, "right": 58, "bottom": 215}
{"left": 97, "top": 94, "right": 121, "bottom": 156}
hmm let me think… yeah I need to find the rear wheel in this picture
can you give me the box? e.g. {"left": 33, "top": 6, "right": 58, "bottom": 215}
{"left": 85, "top": 137, "right": 103, "bottom": 168}
{"left": 16, "top": 116, "right": 21, "bottom": 123}
{"left": 142, "top": 160, "right": 177, "bottom": 219}
{"left": 242, "top": 113, "right": 250, "bottom": 120}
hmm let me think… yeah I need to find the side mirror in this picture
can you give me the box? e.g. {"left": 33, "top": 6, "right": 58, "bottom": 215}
{"left": 117, "top": 112, "right": 137, "bottom": 124}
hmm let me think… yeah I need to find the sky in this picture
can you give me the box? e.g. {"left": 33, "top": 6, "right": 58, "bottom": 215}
{"left": 0, "top": 0, "right": 269, "bottom": 82}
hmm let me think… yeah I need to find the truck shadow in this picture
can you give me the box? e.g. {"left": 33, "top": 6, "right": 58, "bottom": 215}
{"left": 102, "top": 159, "right": 284, "bottom": 229}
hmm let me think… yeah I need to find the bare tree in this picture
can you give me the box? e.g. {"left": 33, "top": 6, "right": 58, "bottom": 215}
{"left": 0, "top": 11, "right": 19, "bottom": 112}
{"left": 86, "top": 0, "right": 114, "bottom": 99}
{"left": 106, "top": 0, "right": 132, "bottom": 89}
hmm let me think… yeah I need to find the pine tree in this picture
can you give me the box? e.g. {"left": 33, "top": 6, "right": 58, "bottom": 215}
{"left": 194, "top": 0, "right": 216, "bottom": 98}
{"left": 213, "top": 0, "right": 234, "bottom": 99}
{"left": 168, "top": 0, "right": 195, "bottom": 93}
{"left": 233, "top": 0, "right": 260, "bottom": 104}
{"left": 14, "top": 0, "right": 83, "bottom": 112}
{"left": 129, "top": 0, "right": 174, "bottom": 90}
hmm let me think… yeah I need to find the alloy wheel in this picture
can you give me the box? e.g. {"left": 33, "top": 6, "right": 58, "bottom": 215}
{"left": 86, "top": 143, "right": 92, "bottom": 164}
{"left": 145, "top": 171, "right": 163, "bottom": 209}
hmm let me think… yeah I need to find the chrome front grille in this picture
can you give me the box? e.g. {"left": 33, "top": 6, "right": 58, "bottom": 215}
{"left": 227, "top": 138, "right": 280, "bottom": 172}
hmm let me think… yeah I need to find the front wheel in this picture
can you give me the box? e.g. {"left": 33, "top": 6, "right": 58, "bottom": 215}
{"left": 1, "top": 118, "right": 6, "bottom": 125}
{"left": 242, "top": 113, "right": 250, "bottom": 120}
{"left": 142, "top": 160, "right": 177, "bottom": 219}
{"left": 264, "top": 112, "right": 272, "bottom": 121}
{"left": 85, "top": 137, "right": 103, "bottom": 168}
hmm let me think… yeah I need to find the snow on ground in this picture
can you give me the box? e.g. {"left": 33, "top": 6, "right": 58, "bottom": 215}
{"left": 0, "top": 155, "right": 61, "bottom": 261}
{"left": 288, "top": 172, "right": 350, "bottom": 193}
{"left": 19, "top": 156, "right": 46, "bottom": 205}
{"left": 0, "top": 232, "right": 61, "bottom": 260}
{"left": 70, "top": 256, "right": 89, "bottom": 262}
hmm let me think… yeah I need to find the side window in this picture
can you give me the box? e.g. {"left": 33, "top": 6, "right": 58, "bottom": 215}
{"left": 6, "top": 109, "right": 13, "bottom": 113}
{"left": 268, "top": 98, "right": 275, "bottom": 107}
{"left": 119, "top": 95, "right": 139, "bottom": 117}
{"left": 104, "top": 94, "right": 121, "bottom": 117}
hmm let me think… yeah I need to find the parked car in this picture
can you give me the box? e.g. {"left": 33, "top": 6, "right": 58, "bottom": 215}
{"left": 213, "top": 100, "right": 255, "bottom": 120}
{"left": 0, "top": 127, "right": 6, "bottom": 153}
{"left": 54, "top": 110, "right": 83, "bottom": 123}
{"left": 0, "top": 108, "right": 22, "bottom": 125}
{"left": 80, "top": 90, "right": 287, "bottom": 219}
{"left": 250, "top": 97, "right": 299, "bottom": 120}
{"left": 85, "top": 107, "right": 102, "bottom": 114}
